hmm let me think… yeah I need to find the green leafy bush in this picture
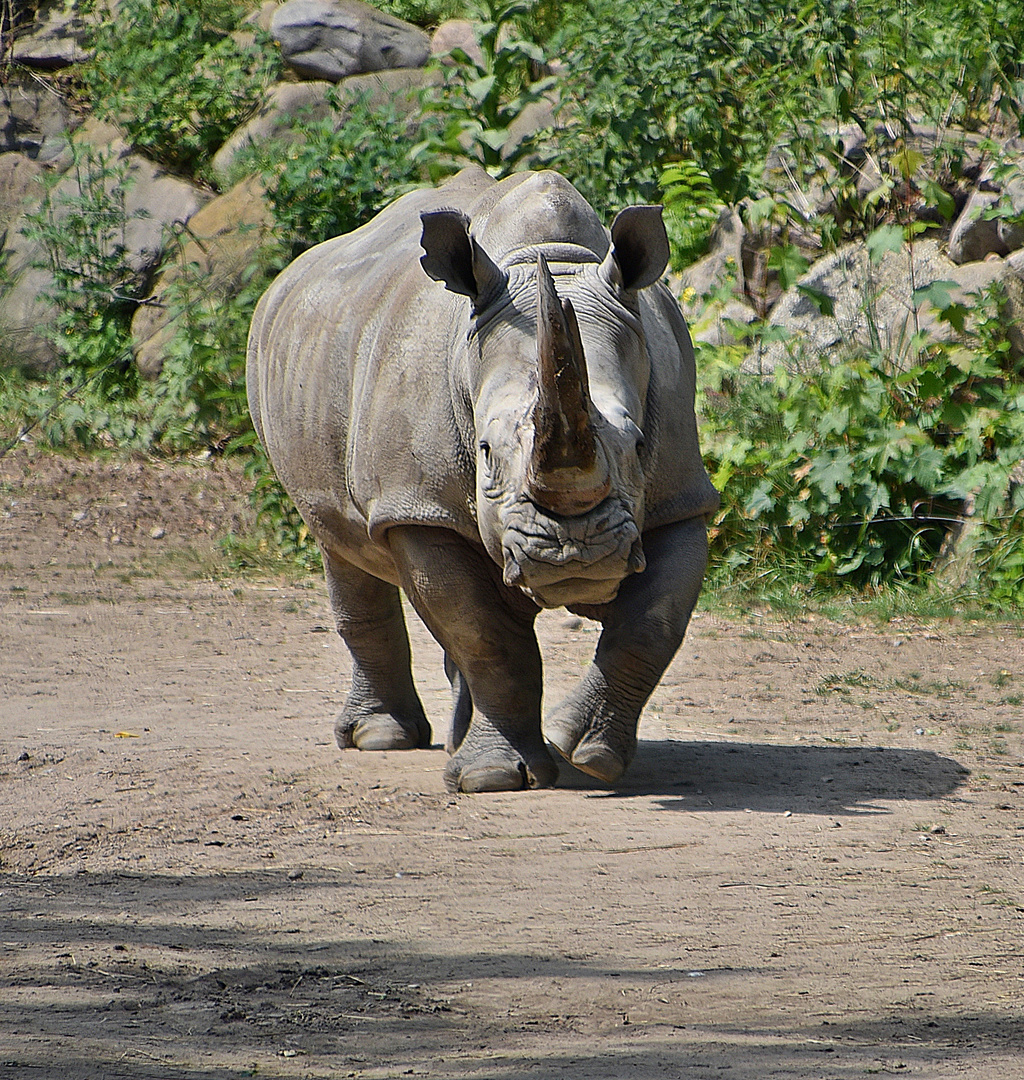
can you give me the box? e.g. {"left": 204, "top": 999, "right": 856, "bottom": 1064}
{"left": 82, "top": 0, "right": 281, "bottom": 177}
{"left": 549, "top": 0, "right": 828, "bottom": 209}
{"left": 697, "top": 284, "right": 1024, "bottom": 603}
{"left": 19, "top": 142, "right": 142, "bottom": 397}
{"left": 659, "top": 161, "right": 724, "bottom": 270}
{"left": 261, "top": 90, "right": 435, "bottom": 258}
{"left": 416, "top": 0, "right": 558, "bottom": 176}
{"left": 375, "top": 0, "right": 466, "bottom": 25}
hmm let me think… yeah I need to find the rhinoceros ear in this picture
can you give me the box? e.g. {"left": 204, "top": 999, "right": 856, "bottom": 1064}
{"left": 601, "top": 205, "right": 670, "bottom": 292}
{"left": 419, "top": 209, "right": 505, "bottom": 307}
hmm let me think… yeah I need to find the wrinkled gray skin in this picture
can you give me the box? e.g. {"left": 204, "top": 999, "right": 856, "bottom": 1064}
{"left": 247, "top": 168, "right": 720, "bottom": 793}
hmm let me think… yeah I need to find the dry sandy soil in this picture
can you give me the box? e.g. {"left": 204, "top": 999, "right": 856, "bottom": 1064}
{"left": 1, "top": 447, "right": 1022, "bottom": 1080}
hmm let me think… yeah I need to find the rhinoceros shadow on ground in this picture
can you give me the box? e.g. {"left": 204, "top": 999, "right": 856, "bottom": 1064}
{"left": 556, "top": 738, "right": 969, "bottom": 814}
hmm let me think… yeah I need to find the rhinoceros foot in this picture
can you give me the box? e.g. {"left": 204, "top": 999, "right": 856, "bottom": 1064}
{"left": 443, "top": 729, "right": 557, "bottom": 793}
{"left": 544, "top": 701, "right": 637, "bottom": 785}
{"left": 336, "top": 709, "right": 432, "bottom": 751}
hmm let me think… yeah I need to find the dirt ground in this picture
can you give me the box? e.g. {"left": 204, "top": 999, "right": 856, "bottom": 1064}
{"left": 1, "top": 446, "right": 1022, "bottom": 1080}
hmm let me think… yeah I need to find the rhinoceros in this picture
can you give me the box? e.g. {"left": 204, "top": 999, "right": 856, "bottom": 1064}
{"left": 246, "top": 167, "right": 719, "bottom": 793}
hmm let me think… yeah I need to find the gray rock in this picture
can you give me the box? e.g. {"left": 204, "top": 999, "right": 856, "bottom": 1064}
{"left": 779, "top": 120, "right": 994, "bottom": 228}
{"left": 431, "top": 19, "right": 484, "bottom": 67}
{"left": 678, "top": 206, "right": 745, "bottom": 318}
{"left": 63, "top": 120, "right": 210, "bottom": 276}
{"left": 0, "top": 126, "right": 208, "bottom": 372}
{"left": 750, "top": 240, "right": 1006, "bottom": 374}
{"left": 1001, "top": 248, "right": 1024, "bottom": 360}
{"left": 689, "top": 298, "right": 757, "bottom": 348}
{"left": 131, "top": 176, "right": 274, "bottom": 378}
{"left": 244, "top": 2, "right": 282, "bottom": 33}
{"left": 0, "top": 153, "right": 45, "bottom": 233}
{"left": 501, "top": 93, "right": 556, "bottom": 163}
{"left": 209, "top": 67, "right": 435, "bottom": 187}
{"left": 1, "top": 71, "right": 80, "bottom": 158}
{"left": 948, "top": 185, "right": 1005, "bottom": 263}
{"left": 944, "top": 153, "right": 1024, "bottom": 265}
{"left": 995, "top": 171, "right": 1024, "bottom": 252}
{"left": 210, "top": 80, "right": 335, "bottom": 186}
{"left": 271, "top": 0, "right": 431, "bottom": 82}
{"left": 0, "top": 260, "right": 58, "bottom": 370}
{"left": 11, "top": 5, "right": 91, "bottom": 69}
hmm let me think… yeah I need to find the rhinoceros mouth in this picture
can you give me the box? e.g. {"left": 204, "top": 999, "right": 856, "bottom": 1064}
{"left": 500, "top": 496, "right": 645, "bottom": 608}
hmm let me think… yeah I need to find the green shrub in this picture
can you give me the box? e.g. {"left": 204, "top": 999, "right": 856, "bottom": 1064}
{"left": 547, "top": 0, "right": 1024, "bottom": 226}
{"left": 82, "top": 0, "right": 281, "bottom": 177}
{"left": 416, "top": 0, "right": 559, "bottom": 176}
{"left": 376, "top": 0, "right": 467, "bottom": 25}
{"left": 697, "top": 282, "right": 1024, "bottom": 603}
{"left": 659, "top": 161, "right": 724, "bottom": 270}
{"left": 548, "top": 0, "right": 828, "bottom": 209}
{"left": 260, "top": 90, "right": 436, "bottom": 258}
{"left": 18, "top": 142, "right": 142, "bottom": 399}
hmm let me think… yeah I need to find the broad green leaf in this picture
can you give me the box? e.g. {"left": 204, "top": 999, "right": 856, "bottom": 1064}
{"left": 477, "top": 127, "right": 511, "bottom": 151}
{"left": 912, "top": 279, "right": 957, "bottom": 312}
{"left": 937, "top": 302, "right": 969, "bottom": 333}
{"left": 893, "top": 146, "right": 926, "bottom": 181}
{"left": 920, "top": 177, "right": 956, "bottom": 221}
{"left": 467, "top": 75, "right": 497, "bottom": 104}
{"left": 796, "top": 284, "right": 835, "bottom": 316}
{"left": 767, "top": 244, "right": 810, "bottom": 291}
{"left": 866, "top": 224, "right": 904, "bottom": 265}
{"left": 744, "top": 480, "right": 776, "bottom": 517}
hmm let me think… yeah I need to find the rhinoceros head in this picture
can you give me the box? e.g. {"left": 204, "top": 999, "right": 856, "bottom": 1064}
{"left": 419, "top": 200, "right": 670, "bottom": 609}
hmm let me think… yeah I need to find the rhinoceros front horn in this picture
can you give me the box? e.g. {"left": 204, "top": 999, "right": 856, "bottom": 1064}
{"left": 527, "top": 254, "right": 611, "bottom": 516}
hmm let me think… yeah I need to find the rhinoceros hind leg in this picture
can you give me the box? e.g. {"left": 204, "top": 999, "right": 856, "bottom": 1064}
{"left": 335, "top": 672, "right": 431, "bottom": 751}
{"left": 322, "top": 548, "right": 432, "bottom": 752}
{"left": 544, "top": 519, "right": 708, "bottom": 784}
{"left": 390, "top": 525, "right": 556, "bottom": 793}
{"left": 443, "top": 652, "right": 472, "bottom": 754}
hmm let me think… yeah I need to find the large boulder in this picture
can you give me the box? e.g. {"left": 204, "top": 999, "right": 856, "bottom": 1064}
{"left": 1, "top": 71, "right": 81, "bottom": 161}
{"left": 246, "top": 2, "right": 282, "bottom": 33}
{"left": 677, "top": 206, "right": 746, "bottom": 319}
{"left": 0, "top": 122, "right": 208, "bottom": 371}
{"left": 209, "top": 67, "right": 435, "bottom": 187}
{"left": 9, "top": 2, "right": 92, "bottom": 69}
{"left": 1000, "top": 248, "right": 1024, "bottom": 360}
{"left": 430, "top": 19, "right": 484, "bottom": 67}
{"left": 749, "top": 239, "right": 1007, "bottom": 374}
{"left": 69, "top": 122, "right": 210, "bottom": 277}
{"left": 775, "top": 120, "right": 994, "bottom": 226}
{"left": 948, "top": 163, "right": 1024, "bottom": 264}
{"left": 688, "top": 297, "right": 758, "bottom": 349}
{"left": 270, "top": 0, "right": 431, "bottom": 82}
{"left": 131, "top": 176, "right": 274, "bottom": 378}
{"left": 0, "top": 152, "right": 46, "bottom": 235}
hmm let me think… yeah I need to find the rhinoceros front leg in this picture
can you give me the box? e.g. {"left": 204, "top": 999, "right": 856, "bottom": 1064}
{"left": 388, "top": 525, "right": 558, "bottom": 793}
{"left": 544, "top": 517, "right": 708, "bottom": 783}
{"left": 322, "top": 548, "right": 432, "bottom": 751}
